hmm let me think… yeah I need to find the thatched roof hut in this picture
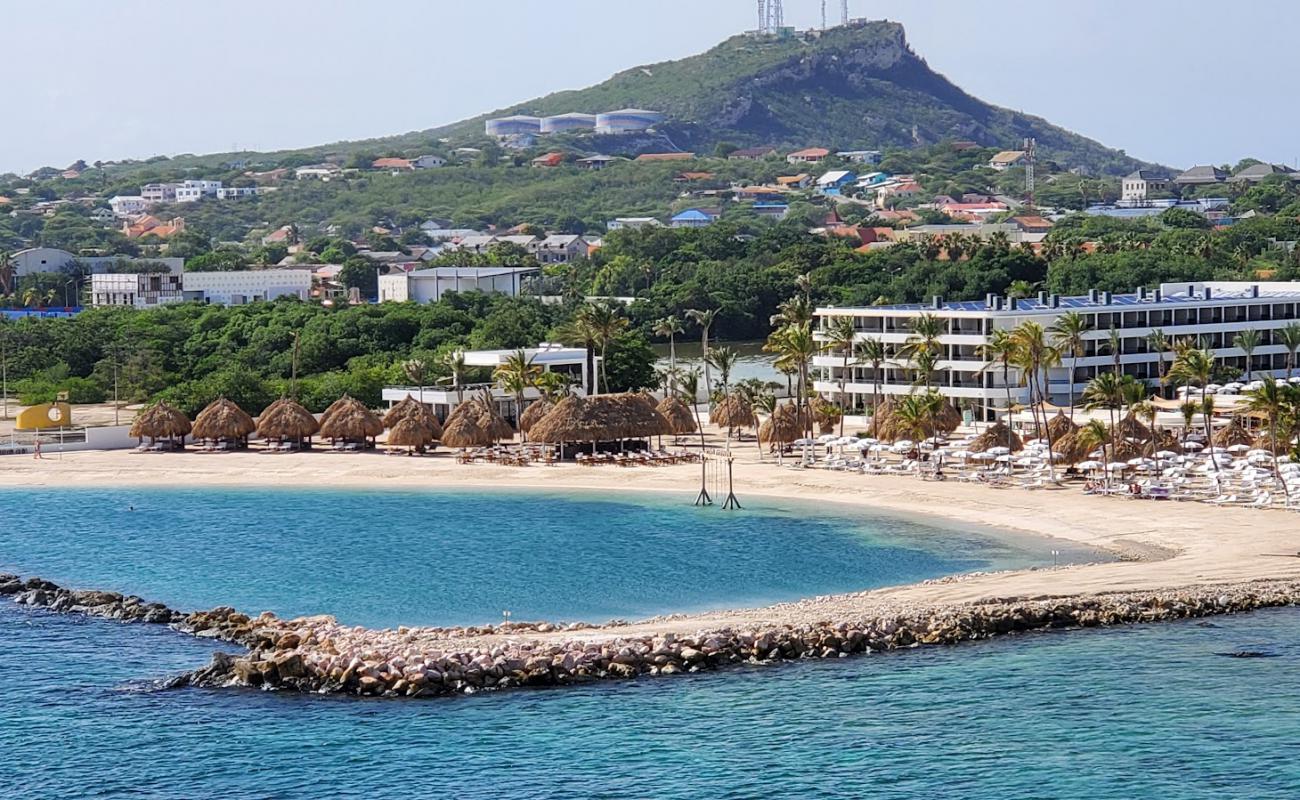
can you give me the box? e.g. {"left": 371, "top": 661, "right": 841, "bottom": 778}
{"left": 129, "top": 401, "right": 192, "bottom": 443}
{"left": 1212, "top": 417, "right": 1255, "bottom": 449}
{"left": 656, "top": 396, "right": 697, "bottom": 436}
{"left": 383, "top": 396, "right": 443, "bottom": 439}
{"left": 529, "top": 394, "right": 671, "bottom": 444}
{"left": 257, "top": 397, "right": 320, "bottom": 442}
{"left": 1050, "top": 429, "right": 1092, "bottom": 465}
{"left": 711, "top": 393, "right": 756, "bottom": 431}
{"left": 518, "top": 399, "right": 555, "bottom": 435}
{"left": 1046, "top": 412, "right": 1078, "bottom": 442}
{"left": 440, "top": 408, "right": 496, "bottom": 448}
{"left": 1114, "top": 412, "right": 1152, "bottom": 444}
{"left": 386, "top": 417, "right": 436, "bottom": 451}
{"left": 192, "top": 398, "right": 256, "bottom": 443}
{"left": 1111, "top": 438, "right": 1145, "bottom": 462}
{"left": 318, "top": 398, "right": 383, "bottom": 443}
{"left": 870, "top": 396, "right": 898, "bottom": 433}
{"left": 758, "top": 402, "right": 806, "bottom": 447}
{"left": 935, "top": 402, "right": 963, "bottom": 434}
{"left": 1253, "top": 430, "right": 1297, "bottom": 455}
{"left": 320, "top": 395, "right": 357, "bottom": 427}
{"left": 970, "top": 421, "right": 1023, "bottom": 453}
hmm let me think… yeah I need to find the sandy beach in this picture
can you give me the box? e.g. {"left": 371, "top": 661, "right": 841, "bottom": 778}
{"left": 5, "top": 437, "right": 1299, "bottom": 645}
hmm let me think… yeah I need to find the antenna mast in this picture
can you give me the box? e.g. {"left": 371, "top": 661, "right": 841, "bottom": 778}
{"left": 1024, "top": 137, "right": 1037, "bottom": 207}
{"left": 841, "top": 0, "right": 849, "bottom": 25}
{"left": 821, "top": 0, "right": 827, "bottom": 29}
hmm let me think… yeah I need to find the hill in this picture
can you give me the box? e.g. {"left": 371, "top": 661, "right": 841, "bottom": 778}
{"left": 430, "top": 21, "right": 1149, "bottom": 175}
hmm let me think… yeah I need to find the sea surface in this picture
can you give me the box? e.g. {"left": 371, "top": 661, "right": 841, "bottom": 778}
{"left": 3, "top": 488, "right": 1296, "bottom": 798}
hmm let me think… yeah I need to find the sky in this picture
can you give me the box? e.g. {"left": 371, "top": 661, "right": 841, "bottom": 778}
{"left": 6, "top": 0, "right": 1299, "bottom": 173}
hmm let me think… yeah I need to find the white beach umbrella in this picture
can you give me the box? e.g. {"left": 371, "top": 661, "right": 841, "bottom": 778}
{"left": 1106, "top": 462, "right": 1130, "bottom": 472}
{"left": 995, "top": 454, "right": 1014, "bottom": 463}
{"left": 971, "top": 452, "right": 995, "bottom": 461}
{"left": 1182, "top": 441, "right": 1204, "bottom": 450}
{"left": 1155, "top": 450, "right": 1178, "bottom": 459}
{"left": 817, "top": 434, "right": 838, "bottom": 444}
{"left": 1227, "top": 444, "right": 1251, "bottom": 454}
{"left": 793, "top": 438, "right": 816, "bottom": 446}
{"left": 1077, "top": 460, "right": 1103, "bottom": 471}
{"left": 987, "top": 446, "right": 1011, "bottom": 456}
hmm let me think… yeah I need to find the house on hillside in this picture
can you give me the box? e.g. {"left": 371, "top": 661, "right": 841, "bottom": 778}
{"left": 531, "top": 234, "right": 590, "bottom": 264}
{"left": 787, "top": 147, "right": 830, "bottom": 164}
{"left": 776, "top": 174, "right": 812, "bottom": 189}
{"left": 531, "top": 152, "right": 565, "bottom": 168}
{"left": 1009, "top": 215, "right": 1054, "bottom": 235}
{"left": 673, "top": 171, "right": 715, "bottom": 183}
{"left": 988, "top": 150, "right": 1027, "bottom": 171}
{"left": 816, "top": 170, "right": 856, "bottom": 196}
{"left": 837, "top": 150, "right": 882, "bottom": 165}
{"left": 123, "top": 215, "right": 185, "bottom": 239}
{"left": 295, "top": 164, "right": 341, "bottom": 180}
{"left": 670, "top": 208, "right": 721, "bottom": 228}
{"left": 1174, "top": 165, "right": 1228, "bottom": 186}
{"left": 729, "top": 146, "right": 778, "bottom": 161}
{"left": 373, "top": 157, "right": 415, "bottom": 171}
{"left": 1231, "top": 163, "right": 1298, "bottom": 184}
{"left": 753, "top": 201, "right": 789, "bottom": 220}
{"left": 1121, "top": 170, "right": 1171, "bottom": 202}
{"left": 412, "top": 155, "right": 446, "bottom": 169}
{"left": 577, "top": 155, "right": 621, "bottom": 170}
{"left": 109, "top": 195, "right": 147, "bottom": 217}
{"left": 606, "top": 217, "right": 662, "bottom": 231}
{"left": 875, "top": 181, "right": 921, "bottom": 208}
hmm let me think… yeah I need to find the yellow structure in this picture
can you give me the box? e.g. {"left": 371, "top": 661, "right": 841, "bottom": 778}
{"left": 15, "top": 402, "right": 72, "bottom": 431}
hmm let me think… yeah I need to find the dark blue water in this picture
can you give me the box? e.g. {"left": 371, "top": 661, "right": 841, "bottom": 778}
{"left": 7, "top": 488, "right": 1290, "bottom": 798}
{"left": 2, "top": 601, "right": 1299, "bottom": 798}
{"left": 0, "top": 487, "right": 1093, "bottom": 627}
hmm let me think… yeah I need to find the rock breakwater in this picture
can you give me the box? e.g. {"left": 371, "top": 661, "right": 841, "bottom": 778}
{"left": 5, "top": 572, "right": 1300, "bottom": 700}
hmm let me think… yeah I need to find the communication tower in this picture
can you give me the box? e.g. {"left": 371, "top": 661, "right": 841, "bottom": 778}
{"left": 821, "top": 0, "right": 827, "bottom": 29}
{"left": 1024, "top": 137, "right": 1037, "bottom": 206}
{"left": 841, "top": 0, "right": 849, "bottom": 25}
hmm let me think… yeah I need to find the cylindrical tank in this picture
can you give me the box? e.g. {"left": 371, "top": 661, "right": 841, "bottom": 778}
{"left": 539, "top": 113, "right": 597, "bottom": 134}
{"left": 595, "top": 109, "right": 665, "bottom": 134}
{"left": 485, "top": 115, "right": 542, "bottom": 137}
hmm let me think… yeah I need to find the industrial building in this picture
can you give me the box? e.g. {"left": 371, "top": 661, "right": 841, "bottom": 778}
{"left": 595, "top": 108, "right": 664, "bottom": 134}
{"left": 539, "top": 113, "right": 597, "bottom": 134}
{"left": 484, "top": 115, "right": 542, "bottom": 137}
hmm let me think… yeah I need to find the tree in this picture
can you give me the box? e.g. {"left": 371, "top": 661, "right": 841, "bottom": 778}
{"left": 855, "top": 337, "right": 886, "bottom": 438}
{"left": 1279, "top": 323, "right": 1300, "bottom": 379}
{"left": 403, "top": 357, "right": 429, "bottom": 401}
{"left": 493, "top": 349, "right": 540, "bottom": 437}
{"left": 898, "top": 313, "right": 944, "bottom": 393}
{"left": 1233, "top": 329, "right": 1261, "bottom": 381}
{"left": 1049, "top": 311, "right": 1090, "bottom": 421}
{"left": 764, "top": 322, "right": 817, "bottom": 437}
{"left": 603, "top": 330, "right": 657, "bottom": 393}
{"left": 821, "top": 316, "right": 858, "bottom": 435}
{"left": 1011, "top": 320, "right": 1061, "bottom": 479}
{"left": 1082, "top": 372, "right": 1123, "bottom": 463}
{"left": 0, "top": 251, "right": 13, "bottom": 296}
{"left": 556, "top": 310, "right": 599, "bottom": 396}
{"left": 1168, "top": 347, "right": 1219, "bottom": 472}
{"left": 436, "top": 349, "right": 467, "bottom": 404}
{"left": 584, "top": 300, "right": 628, "bottom": 393}
{"left": 338, "top": 256, "right": 378, "bottom": 299}
{"left": 1243, "top": 381, "right": 1297, "bottom": 502}
{"left": 978, "top": 329, "right": 1017, "bottom": 449}
{"left": 685, "top": 308, "right": 718, "bottom": 394}
{"left": 652, "top": 315, "right": 684, "bottom": 394}
{"left": 705, "top": 345, "right": 740, "bottom": 398}
{"left": 1147, "top": 328, "right": 1170, "bottom": 393}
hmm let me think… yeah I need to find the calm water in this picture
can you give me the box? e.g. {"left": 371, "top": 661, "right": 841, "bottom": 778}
{"left": 652, "top": 339, "right": 781, "bottom": 391}
{"left": 3, "top": 488, "right": 1294, "bottom": 798}
{"left": 0, "top": 487, "right": 1093, "bottom": 628}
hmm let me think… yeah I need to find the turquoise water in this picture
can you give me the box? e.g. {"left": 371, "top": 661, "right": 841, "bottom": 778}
{"left": 5, "top": 488, "right": 1294, "bottom": 798}
{"left": 0, "top": 487, "right": 1094, "bottom": 627}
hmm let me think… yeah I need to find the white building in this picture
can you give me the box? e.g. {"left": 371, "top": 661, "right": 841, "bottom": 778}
{"left": 1121, "top": 170, "right": 1172, "bottom": 203}
{"left": 814, "top": 282, "right": 1300, "bottom": 421}
{"left": 531, "top": 234, "right": 589, "bottom": 264}
{"left": 109, "top": 196, "right": 148, "bottom": 217}
{"left": 294, "top": 164, "right": 341, "bottom": 180}
{"left": 381, "top": 343, "right": 599, "bottom": 420}
{"left": 182, "top": 269, "right": 312, "bottom": 305}
{"left": 378, "top": 266, "right": 539, "bottom": 304}
{"left": 175, "top": 180, "right": 222, "bottom": 203}
{"left": 837, "top": 150, "right": 882, "bottom": 164}
{"left": 215, "top": 187, "right": 262, "bottom": 199}
{"left": 606, "top": 217, "right": 662, "bottom": 231}
{"left": 412, "top": 155, "right": 447, "bottom": 169}
{"left": 90, "top": 273, "right": 185, "bottom": 309}
{"left": 141, "top": 183, "right": 179, "bottom": 204}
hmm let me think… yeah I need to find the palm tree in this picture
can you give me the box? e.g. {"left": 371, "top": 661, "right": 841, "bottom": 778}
{"left": 1082, "top": 372, "right": 1123, "bottom": 457}
{"left": 678, "top": 367, "right": 707, "bottom": 451}
{"left": 764, "top": 322, "right": 818, "bottom": 437}
{"left": 686, "top": 308, "right": 718, "bottom": 393}
{"left": 1132, "top": 399, "right": 1159, "bottom": 458}
{"left": 436, "top": 349, "right": 467, "bottom": 405}
{"left": 892, "top": 391, "right": 943, "bottom": 450}
{"left": 534, "top": 369, "right": 571, "bottom": 401}
{"left": 1168, "top": 347, "right": 1219, "bottom": 471}
{"left": 977, "top": 329, "right": 1018, "bottom": 450}
{"left": 898, "top": 313, "right": 945, "bottom": 392}
{"left": 855, "top": 337, "right": 886, "bottom": 438}
{"left": 1278, "top": 323, "right": 1300, "bottom": 379}
{"left": 585, "top": 301, "right": 627, "bottom": 393}
{"left": 768, "top": 295, "right": 812, "bottom": 328}
{"left": 557, "top": 307, "right": 600, "bottom": 395}
{"left": 1078, "top": 419, "right": 1111, "bottom": 473}
{"left": 1178, "top": 400, "right": 1198, "bottom": 445}
{"left": 21, "top": 287, "right": 40, "bottom": 309}
{"left": 1234, "top": 329, "right": 1261, "bottom": 381}
{"left": 1050, "top": 311, "right": 1090, "bottom": 421}
{"left": 1244, "top": 380, "right": 1293, "bottom": 501}
{"left": 493, "top": 349, "right": 541, "bottom": 439}
{"left": 1105, "top": 327, "right": 1123, "bottom": 378}
{"left": 402, "top": 357, "right": 429, "bottom": 403}
{"left": 1146, "top": 328, "right": 1170, "bottom": 396}
{"left": 706, "top": 345, "right": 740, "bottom": 398}
{"left": 1011, "top": 321, "right": 1061, "bottom": 479}
{"left": 821, "top": 316, "right": 858, "bottom": 435}
{"left": 0, "top": 252, "right": 13, "bottom": 297}
{"left": 653, "top": 315, "right": 685, "bottom": 393}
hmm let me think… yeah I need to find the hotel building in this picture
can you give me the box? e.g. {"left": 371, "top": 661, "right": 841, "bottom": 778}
{"left": 813, "top": 281, "right": 1300, "bottom": 420}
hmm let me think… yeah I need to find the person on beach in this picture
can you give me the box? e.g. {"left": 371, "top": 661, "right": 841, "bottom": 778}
{"left": 33, "top": 440, "right": 41, "bottom": 460}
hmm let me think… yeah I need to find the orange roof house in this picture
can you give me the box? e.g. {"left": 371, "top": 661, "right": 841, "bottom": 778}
{"left": 787, "top": 147, "right": 830, "bottom": 164}
{"left": 674, "top": 171, "right": 715, "bottom": 181}
{"left": 776, "top": 173, "right": 811, "bottom": 188}
{"left": 531, "top": 152, "right": 565, "bottom": 168}
{"left": 124, "top": 215, "right": 185, "bottom": 239}
{"left": 635, "top": 152, "right": 695, "bottom": 162}
{"left": 372, "top": 157, "right": 414, "bottom": 170}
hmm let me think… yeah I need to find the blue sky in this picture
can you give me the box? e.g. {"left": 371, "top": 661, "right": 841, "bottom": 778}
{"left": 6, "top": 0, "right": 1298, "bottom": 173}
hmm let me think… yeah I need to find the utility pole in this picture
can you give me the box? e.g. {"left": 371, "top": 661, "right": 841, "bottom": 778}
{"left": 1024, "top": 137, "right": 1037, "bottom": 208}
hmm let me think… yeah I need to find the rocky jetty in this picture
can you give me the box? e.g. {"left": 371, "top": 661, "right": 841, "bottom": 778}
{"left": 185, "top": 582, "right": 1300, "bottom": 699}
{"left": 6, "top": 572, "right": 1300, "bottom": 700}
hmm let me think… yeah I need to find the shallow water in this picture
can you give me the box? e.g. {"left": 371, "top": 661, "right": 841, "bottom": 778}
{"left": 0, "top": 487, "right": 1093, "bottom": 627}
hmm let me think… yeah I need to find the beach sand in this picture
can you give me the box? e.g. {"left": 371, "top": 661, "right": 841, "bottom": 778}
{"left": 5, "top": 436, "right": 1299, "bottom": 647}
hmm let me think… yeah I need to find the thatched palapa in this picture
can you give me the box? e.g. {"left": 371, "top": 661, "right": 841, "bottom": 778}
{"left": 257, "top": 397, "right": 320, "bottom": 443}
{"left": 656, "top": 396, "right": 697, "bottom": 436}
{"left": 386, "top": 417, "right": 437, "bottom": 451}
{"left": 129, "top": 401, "right": 192, "bottom": 444}
{"left": 935, "top": 402, "right": 963, "bottom": 434}
{"left": 970, "top": 421, "right": 1023, "bottom": 453}
{"left": 518, "top": 399, "right": 555, "bottom": 435}
{"left": 1050, "top": 429, "right": 1092, "bottom": 464}
{"left": 758, "top": 402, "right": 807, "bottom": 447}
{"left": 711, "top": 393, "right": 757, "bottom": 431}
{"left": 1046, "top": 412, "right": 1078, "bottom": 442}
{"left": 318, "top": 397, "right": 383, "bottom": 444}
{"left": 529, "top": 393, "right": 671, "bottom": 444}
{"left": 1114, "top": 412, "right": 1152, "bottom": 444}
{"left": 383, "top": 395, "right": 444, "bottom": 440}
{"left": 1212, "top": 418, "right": 1255, "bottom": 449}
{"left": 192, "top": 398, "right": 256, "bottom": 444}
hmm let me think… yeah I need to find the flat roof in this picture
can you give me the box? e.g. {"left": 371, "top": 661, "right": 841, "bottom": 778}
{"left": 820, "top": 283, "right": 1300, "bottom": 315}
{"left": 405, "top": 266, "right": 539, "bottom": 278}
{"left": 461, "top": 345, "right": 590, "bottom": 366}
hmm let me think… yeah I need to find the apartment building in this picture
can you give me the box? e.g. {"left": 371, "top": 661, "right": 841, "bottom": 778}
{"left": 90, "top": 273, "right": 184, "bottom": 309}
{"left": 813, "top": 282, "right": 1300, "bottom": 420}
